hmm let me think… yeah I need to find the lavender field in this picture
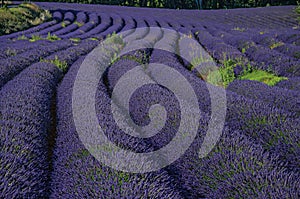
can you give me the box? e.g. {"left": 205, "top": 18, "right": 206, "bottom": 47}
{"left": 0, "top": 2, "right": 300, "bottom": 198}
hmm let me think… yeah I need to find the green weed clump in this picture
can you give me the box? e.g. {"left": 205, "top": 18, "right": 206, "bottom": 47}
{"left": 269, "top": 41, "right": 284, "bottom": 49}
{"left": 17, "top": 35, "right": 28, "bottom": 40}
{"left": 29, "top": 34, "right": 43, "bottom": 42}
{"left": 61, "top": 21, "right": 67, "bottom": 27}
{"left": 206, "top": 54, "right": 287, "bottom": 88}
{"left": 17, "top": 32, "right": 61, "bottom": 42}
{"left": 46, "top": 32, "right": 61, "bottom": 41}
{"left": 74, "top": 21, "right": 84, "bottom": 27}
{"left": 40, "top": 56, "right": 68, "bottom": 73}
{"left": 239, "top": 70, "right": 288, "bottom": 86}
{"left": 69, "top": 37, "right": 81, "bottom": 43}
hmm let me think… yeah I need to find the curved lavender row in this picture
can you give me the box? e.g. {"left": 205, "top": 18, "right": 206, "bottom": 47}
{"left": 209, "top": 169, "right": 300, "bottom": 199}
{"left": 0, "top": 40, "right": 72, "bottom": 89}
{"left": 153, "top": 28, "right": 178, "bottom": 53}
{"left": 50, "top": 57, "right": 183, "bottom": 198}
{"left": 117, "top": 16, "right": 136, "bottom": 38}
{"left": 242, "top": 31, "right": 300, "bottom": 60}
{"left": 94, "top": 14, "right": 124, "bottom": 39}
{"left": 107, "top": 59, "right": 145, "bottom": 93}
{"left": 122, "top": 19, "right": 149, "bottom": 43}
{"left": 106, "top": 22, "right": 162, "bottom": 97}
{"left": 202, "top": 28, "right": 253, "bottom": 53}
{"left": 63, "top": 11, "right": 76, "bottom": 22}
{"left": 36, "top": 20, "right": 71, "bottom": 36}
{"left": 97, "top": 77, "right": 158, "bottom": 154}
{"left": 262, "top": 13, "right": 299, "bottom": 28}
{"left": 106, "top": 16, "right": 164, "bottom": 89}
{"left": 169, "top": 127, "right": 299, "bottom": 198}
{"left": 180, "top": 27, "right": 223, "bottom": 78}
{"left": 142, "top": 26, "right": 163, "bottom": 45}
{"left": 164, "top": 19, "right": 181, "bottom": 30}
{"left": 245, "top": 45, "right": 300, "bottom": 77}
{"left": 0, "top": 62, "right": 63, "bottom": 198}
{"left": 193, "top": 27, "right": 222, "bottom": 48}
{"left": 50, "top": 23, "right": 78, "bottom": 37}
{"left": 60, "top": 13, "right": 99, "bottom": 39}
{"left": 96, "top": 39, "right": 155, "bottom": 153}
{"left": 52, "top": 10, "right": 64, "bottom": 21}
{"left": 178, "top": 27, "right": 218, "bottom": 72}
{"left": 49, "top": 12, "right": 88, "bottom": 37}
{"left": 149, "top": 48, "right": 212, "bottom": 120}
{"left": 226, "top": 92, "right": 300, "bottom": 172}
{"left": 194, "top": 28, "right": 245, "bottom": 61}
{"left": 277, "top": 31, "right": 300, "bottom": 45}
{"left": 0, "top": 40, "right": 45, "bottom": 59}
{"left": 275, "top": 77, "right": 300, "bottom": 91}
{"left": 76, "top": 13, "right": 111, "bottom": 39}
{"left": 145, "top": 18, "right": 159, "bottom": 27}
{"left": 119, "top": 22, "right": 161, "bottom": 56}
{"left": 227, "top": 79, "right": 300, "bottom": 115}
{"left": 148, "top": 27, "right": 180, "bottom": 78}
{"left": 273, "top": 43, "right": 300, "bottom": 60}
{"left": 43, "top": 39, "right": 98, "bottom": 72}
{"left": 252, "top": 31, "right": 285, "bottom": 46}
{"left": 126, "top": 83, "right": 182, "bottom": 151}
{"left": 36, "top": 11, "right": 76, "bottom": 36}
{"left": 157, "top": 20, "right": 174, "bottom": 29}
{"left": 107, "top": 24, "right": 161, "bottom": 92}
{"left": 76, "top": 11, "right": 88, "bottom": 23}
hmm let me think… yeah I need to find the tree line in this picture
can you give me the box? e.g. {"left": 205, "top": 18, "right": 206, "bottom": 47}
{"left": 2, "top": 0, "right": 297, "bottom": 9}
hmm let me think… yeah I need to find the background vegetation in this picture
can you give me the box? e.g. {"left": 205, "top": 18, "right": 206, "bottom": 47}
{"left": 28, "top": 0, "right": 298, "bottom": 9}
{"left": 0, "top": 3, "right": 51, "bottom": 35}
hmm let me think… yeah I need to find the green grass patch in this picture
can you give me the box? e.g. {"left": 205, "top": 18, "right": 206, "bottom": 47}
{"left": 206, "top": 54, "right": 287, "bottom": 87}
{"left": 17, "top": 34, "right": 28, "bottom": 40}
{"left": 74, "top": 21, "right": 84, "bottom": 27}
{"left": 29, "top": 34, "right": 43, "bottom": 42}
{"left": 239, "top": 70, "right": 288, "bottom": 86}
{"left": 0, "top": 3, "right": 51, "bottom": 36}
{"left": 269, "top": 41, "right": 284, "bottom": 49}
{"left": 61, "top": 21, "right": 67, "bottom": 27}
{"left": 69, "top": 37, "right": 81, "bottom": 42}
{"left": 207, "top": 56, "right": 250, "bottom": 88}
{"left": 40, "top": 56, "right": 68, "bottom": 73}
{"left": 46, "top": 32, "right": 61, "bottom": 41}
{"left": 89, "top": 37, "right": 99, "bottom": 41}
{"left": 17, "top": 32, "right": 61, "bottom": 42}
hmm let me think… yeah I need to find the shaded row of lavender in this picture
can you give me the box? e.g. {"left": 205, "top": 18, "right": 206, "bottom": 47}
{"left": 0, "top": 62, "right": 63, "bottom": 198}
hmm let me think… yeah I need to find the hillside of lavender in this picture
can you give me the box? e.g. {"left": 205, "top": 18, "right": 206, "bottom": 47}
{"left": 0, "top": 2, "right": 299, "bottom": 198}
